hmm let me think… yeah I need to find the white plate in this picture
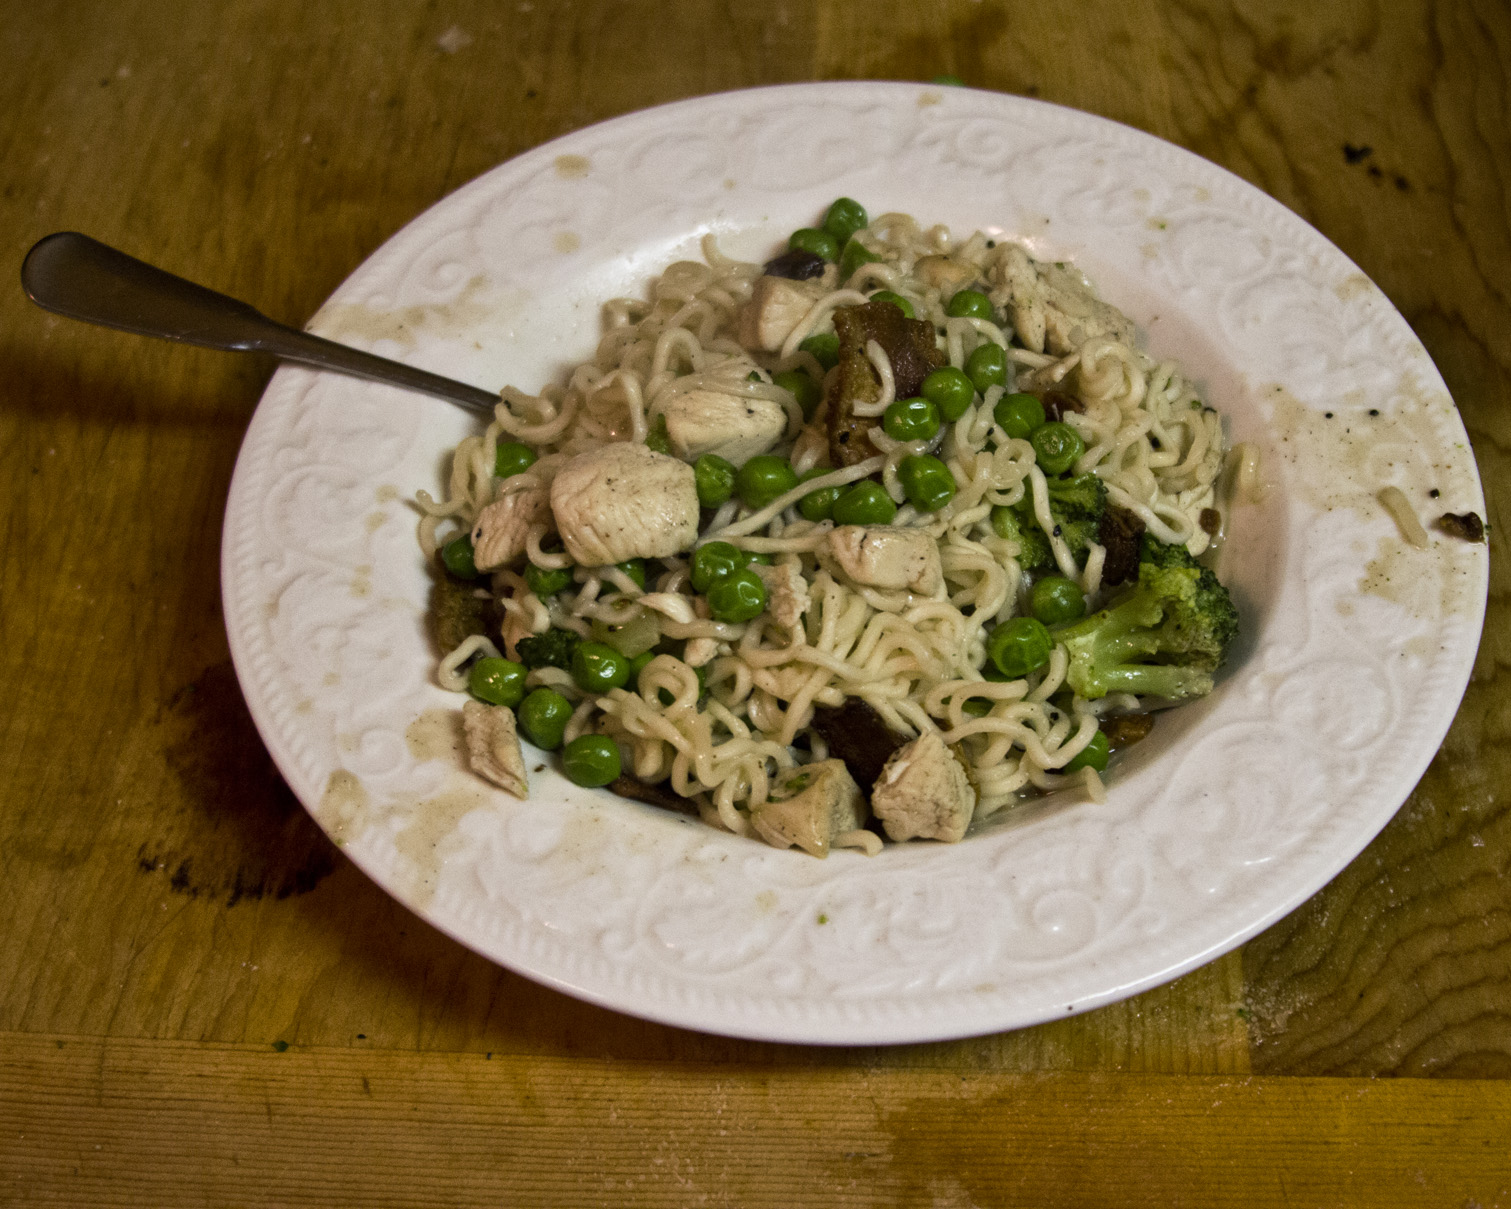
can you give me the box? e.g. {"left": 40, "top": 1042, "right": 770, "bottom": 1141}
{"left": 222, "top": 82, "right": 1488, "bottom": 1044}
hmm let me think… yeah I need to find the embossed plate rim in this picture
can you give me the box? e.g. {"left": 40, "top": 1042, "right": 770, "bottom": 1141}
{"left": 222, "top": 82, "right": 1488, "bottom": 1044}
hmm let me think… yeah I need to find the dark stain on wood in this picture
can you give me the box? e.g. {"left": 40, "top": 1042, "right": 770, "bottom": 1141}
{"left": 137, "top": 661, "right": 337, "bottom": 905}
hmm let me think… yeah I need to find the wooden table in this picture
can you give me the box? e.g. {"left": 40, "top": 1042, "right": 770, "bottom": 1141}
{"left": 2, "top": 1, "right": 1507, "bottom": 1203}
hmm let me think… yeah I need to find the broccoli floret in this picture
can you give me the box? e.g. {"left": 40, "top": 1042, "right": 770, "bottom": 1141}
{"left": 1044, "top": 473, "right": 1108, "bottom": 565}
{"left": 1138, "top": 532, "right": 1195, "bottom": 569}
{"left": 645, "top": 413, "right": 672, "bottom": 455}
{"left": 516, "top": 627, "right": 581, "bottom": 671}
{"left": 1050, "top": 555, "right": 1238, "bottom": 701}
{"left": 995, "top": 474, "right": 1109, "bottom": 571}
{"left": 1045, "top": 472, "right": 1108, "bottom": 520}
{"left": 991, "top": 504, "right": 1053, "bottom": 571}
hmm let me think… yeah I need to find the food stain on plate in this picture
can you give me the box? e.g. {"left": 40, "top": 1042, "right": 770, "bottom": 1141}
{"left": 554, "top": 154, "right": 590, "bottom": 178}
{"left": 406, "top": 707, "right": 465, "bottom": 762}
{"left": 316, "top": 769, "right": 371, "bottom": 845}
{"left": 1264, "top": 379, "right": 1482, "bottom": 620}
{"left": 310, "top": 275, "right": 494, "bottom": 348}
{"left": 393, "top": 782, "right": 490, "bottom": 907}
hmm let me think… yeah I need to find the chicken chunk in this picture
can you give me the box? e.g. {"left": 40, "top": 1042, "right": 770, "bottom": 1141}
{"left": 827, "top": 526, "right": 943, "bottom": 595}
{"left": 550, "top": 443, "right": 699, "bottom": 566}
{"left": 749, "top": 760, "right": 867, "bottom": 858}
{"left": 738, "top": 275, "right": 830, "bottom": 353}
{"left": 913, "top": 254, "right": 979, "bottom": 295}
{"left": 462, "top": 700, "right": 529, "bottom": 799}
{"left": 470, "top": 483, "right": 552, "bottom": 573}
{"left": 870, "top": 730, "right": 975, "bottom": 843}
{"left": 753, "top": 561, "right": 810, "bottom": 630}
{"left": 658, "top": 387, "right": 787, "bottom": 465}
{"left": 988, "top": 245, "right": 1135, "bottom": 356}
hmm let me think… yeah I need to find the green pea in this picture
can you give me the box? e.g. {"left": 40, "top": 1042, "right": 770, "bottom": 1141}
{"left": 525, "top": 562, "right": 574, "bottom": 597}
{"left": 921, "top": 366, "right": 975, "bottom": 422}
{"left": 883, "top": 396, "right": 940, "bottom": 442}
{"left": 773, "top": 369, "right": 822, "bottom": 421}
{"left": 1029, "top": 575, "right": 1086, "bottom": 625}
{"left": 628, "top": 650, "right": 656, "bottom": 682}
{"left": 839, "top": 237, "right": 882, "bottom": 281}
{"left": 735, "top": 455, "right": 798, "bottom": 510}
{"left": 799, "top": 332, "right": 840, "bottom": 371}
{"left": 961, "top": 697, "right": 993, "bottom": 718}
{"left": 789, "top": 227, "right": 840, "bottom": 262}
{"left": 994, "top": 391, "right": 1046, "bottom": 440}
{"left": 694, "top": 453, "right": 736, "bottom": 508}
{"left": 797, "top": 468, "right": 842, "bottom": 522}
{"left": 869, "top": 290, "right": 914, "bottom": 318}
{"left": 747, "top": 550, "right": 773, "bottom": 565}
{"left": 946, "top": 289, "right": 993, "bottom": 320}
{"left": 517, "top": 688, "right": 572, "bottom": 751}
{"left": 1062, "top": 729, "right": 1109, "bottom": 773}
{"left": 468, "top": 657, "right": 528, "bottom": 708}
{"left": 899, "top": 454, "right": 956, "bottom": 513}
{"left": 441, "top": 535, "right": 479, "bottom": 580}
{"left": 571, "top": 641, "right": 631, "bottom": 694}
{"left": 1032, "top": 422, "right": 1085, "bottom": 475}
{"left": 494, "top": 441, "right": 536, "bottom": 480}
{"left": 986, "top": 617, "right": 1052, "bottom": 678}
{"left": 706, "top": 567, "right": 767, "bottom": 623}
{"left": 831, "top": 480, "right": 897, "bottom": 526}
{"left": 966, "top": 342, "right": 1008, "bottom": 392}
{"left": 823, "top": 197, "right": 868, "bottom": 245}
{"left": 562, "top": 734, "right": 621, "bottom": 787}
{"left": 690, "top": 541, "right": 748, "bottom": 593}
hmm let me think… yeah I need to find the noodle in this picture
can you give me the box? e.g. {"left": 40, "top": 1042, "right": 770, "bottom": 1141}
{"left": 421, "top": 207, "right": 1234, "bottom": 851}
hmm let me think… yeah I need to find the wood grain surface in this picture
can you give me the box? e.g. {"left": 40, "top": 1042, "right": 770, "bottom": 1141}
{"left": 0, "top": 0, "right": 1507, "bottom": 1203}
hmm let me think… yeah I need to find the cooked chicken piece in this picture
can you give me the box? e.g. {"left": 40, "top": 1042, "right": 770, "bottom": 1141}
{"left": 470, "top": 483, "right": 552, "bottom": 572}
{"left": 827, "top": 301, "right": 946, "bottom": 467}
{"left": 988, "top": 245, "right": 1135, "bottom": 355}
{"left": 913, "top": 254, "right": 979, "bottom": 294}
{"left": 462, "top": 700, "right": 529, "bottom": 799}
{"left": 752, "top": 561, "right": 810, "bottom": 630}
{"left": 870, "top": 730, "right": 975, "bottom": 843}
{"left": 749, "top": 760, "right": 867, "bottom": 858}
{"left": 738, "top": 275, "right": 830, "bottom": 353}
{"left": 827, "top": 526, "right": 943, "bottom": 595}
{"left": 658, "top": 387, "right": 787, "bottom": 465}
{"left": 550, "top": 443, "right": 699, "bottom": 566}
